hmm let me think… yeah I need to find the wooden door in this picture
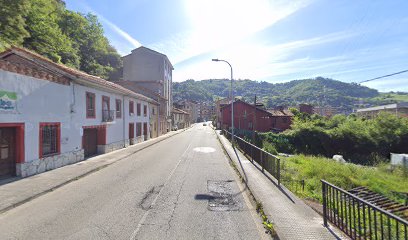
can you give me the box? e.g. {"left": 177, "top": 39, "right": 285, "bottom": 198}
{"left": 83, "top": 128, "right": 97, "bottom": 157}
{"left": 0, "top": 128, "right": 16, "bottom": 178}
{"left": 143, "top": 123, "right": 148, "bottom": 139}
{"left": 129, "top": 123, "right": 134, "bottom": 143}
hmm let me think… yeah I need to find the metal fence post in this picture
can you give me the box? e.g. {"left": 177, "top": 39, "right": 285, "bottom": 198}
{"left": 322, "top": 181, "right": 328, "bottom": 227}
{"left": 277, "top": 158, "right": 281, "bottom": 186}
{"left": 261, "top": 151, "right": 264, "bottom": 173}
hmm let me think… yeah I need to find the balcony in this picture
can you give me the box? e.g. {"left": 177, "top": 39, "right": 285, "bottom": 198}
{"left": 102, "top": 110, "right": 115, "bottom": 122}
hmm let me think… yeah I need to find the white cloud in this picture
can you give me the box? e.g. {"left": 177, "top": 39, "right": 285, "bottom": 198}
{"left": 150, "top": 0, "right": 313, "bottom": 65}
{"left": 98, "top": 15, "right": 142, "bottom": 49}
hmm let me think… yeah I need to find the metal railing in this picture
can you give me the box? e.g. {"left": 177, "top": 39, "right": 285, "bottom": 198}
{"left": 322, "top": 180, "right": 408, "bottom": 239}
{"left": 223, "top": 130, "right": 281, "bottom": 185}
{"left": 102, "top": 110, "right": 115, "bottom": 122}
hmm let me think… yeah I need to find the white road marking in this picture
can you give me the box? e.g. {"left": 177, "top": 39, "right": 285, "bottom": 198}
{"left": 192, "top": 147, "right": 216, "bottom": 153}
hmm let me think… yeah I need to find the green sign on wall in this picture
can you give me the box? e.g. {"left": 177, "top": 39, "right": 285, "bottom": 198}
{"left": 0, "top": 90, "right": 17, "bottom": 112}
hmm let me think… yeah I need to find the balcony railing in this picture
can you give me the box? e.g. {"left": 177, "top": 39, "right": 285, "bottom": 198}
{"left": 102, "top": 110, "right": 115, "bottom": 122}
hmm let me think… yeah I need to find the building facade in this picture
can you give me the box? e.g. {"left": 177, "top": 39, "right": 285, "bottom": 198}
{"left": 215, "top": 98, "right": 231, "bottom": 129}
{"left": 356, "top": 102, "right": 408, "bottom": 118}
{"left": 171, "top": 108, "right": 190, "bottom": 130}
{"left": 220, "top": 100, "right": 293, "bottom": 133}
{"left": 0, "top": 47, "right": 156, "bottom": 178}
{"left": 121, "top": 47, "right": 173, "bottom": 132}
{"left": 198, "top": 102, "right": 215, "bottom": 122}
{"left": 175, "top": 100, "right": 199, "bottom": 123}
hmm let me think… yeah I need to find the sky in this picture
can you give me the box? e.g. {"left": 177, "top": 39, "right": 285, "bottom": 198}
{"left": 65, "top": 0, "right": 408, "bottom": 92}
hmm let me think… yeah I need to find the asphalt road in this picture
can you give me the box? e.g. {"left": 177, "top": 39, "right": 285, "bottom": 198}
{"left": 0, "top": 124, "right": 266, "bottom": 240}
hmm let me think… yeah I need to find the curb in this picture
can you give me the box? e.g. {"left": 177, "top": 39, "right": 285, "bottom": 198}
{"left": 0, "top": 127, "right": 191, "bottom": 214}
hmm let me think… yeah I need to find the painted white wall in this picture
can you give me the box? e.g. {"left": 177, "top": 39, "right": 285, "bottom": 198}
{"left": 72, "top": 84, "right": 150, "bottom": 144}
{"left": 0, "top": 70, "right": 152, "bottom": 163}
{"left": 0, "top": 70, "right": 74, "bottom": 162}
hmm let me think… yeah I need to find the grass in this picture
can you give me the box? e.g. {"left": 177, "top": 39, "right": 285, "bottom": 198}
{"left": 370, "top": 93, "right": 408, "bottom": 102}
{"left": 280, "top": 154, "right": 408, "bottom": 204}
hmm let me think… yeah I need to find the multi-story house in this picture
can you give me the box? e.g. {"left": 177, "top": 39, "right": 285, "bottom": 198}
{"left": 171, "top": 108, "right": 190, "bottom": 130}
{"left": 118, "top": 47, "right": 173, "bottom": 134}
{"left": 356, "top": 102, "right": 408, "bottom": 118}
{"left": 0, "top": 47, "right": 157, "bottom": 179}
{"left": 175, "top": 100, "right": 199, "bottom": 123}
{"left": 215, "top": 98, "right": 231, "bottom": 129}
{"left": 313, "top": 106, "right": 338, "bottom": 117}
{"left": 199, "top": 102, "right": 215, "bottom": 122}
{"left": 220, "top": 99, "right": 293, "bottom": 133}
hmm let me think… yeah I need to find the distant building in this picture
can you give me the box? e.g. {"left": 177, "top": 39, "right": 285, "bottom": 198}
{"left": 313, "top": 106, "right": 338, "bottom": 117}
{"left": 220, "top": 99, "right": 293, "bottom": 133}
{"left": 199, "top": 102, "right": 214, "bottom": 122}
{"left": 119, "top": 46, "right": 173, "bottom": 134}
{"left": 299, "top": 104, "right": 314, "bottom": 114}
{"left": 215, "top": 98, "right": 231, "bottom": 129}
{"left": 175, "top": 100, "right": 199, "bottom": 123}
{"left": 172, "top": 108, "right": 190, "bottom": 130}
{"left": 356, "top": 102, "right": 408, "bottom": 118}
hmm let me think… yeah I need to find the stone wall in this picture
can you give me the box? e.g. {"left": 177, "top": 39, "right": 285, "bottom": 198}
{"left": 97, "top": 140, "right": 129, "bottom": 154}
{"left": 16, "top": 149, "right": 84, "bottom": 177}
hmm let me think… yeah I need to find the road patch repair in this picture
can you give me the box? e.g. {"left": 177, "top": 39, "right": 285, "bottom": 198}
{"left": 207, "top": 180, "right": 241, "bottom": 211}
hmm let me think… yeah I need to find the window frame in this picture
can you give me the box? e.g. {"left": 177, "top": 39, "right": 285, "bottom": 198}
{"left": 129, "top": 100, "right": 134, "bottom": 115}
{"left": 143, "top": 105, "right": 147, "bottom": 117}
{"left": 102, "top": 96, "right": 110, "bottom": 111}
{"left": 116, "top": 99, "right": 122, "bottom": 118}
{"left": 136, "top": 122, "right": 142, "bottom": 137}
{"left": 86, "top": 92, "right": 96, "bottom": 119}
{"left": 137, "top": 103, "right": 141, "bottom": 116}
{"left": 39, "top": 122, "right": 61, "bottom": 158}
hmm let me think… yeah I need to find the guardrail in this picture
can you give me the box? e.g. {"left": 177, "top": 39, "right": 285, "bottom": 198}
{"left": 322, "top": 180, "right": 408, "bottom": 239}
{"left": 223, "top": 130, "right": 280, "bottom": 185}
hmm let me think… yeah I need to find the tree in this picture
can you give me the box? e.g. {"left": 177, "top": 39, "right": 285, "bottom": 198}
{"left": 0, "top": 0, "right": 30, "bottom": 50}
{"left": 23, "top": 0, "right": 80, "bottom": 67}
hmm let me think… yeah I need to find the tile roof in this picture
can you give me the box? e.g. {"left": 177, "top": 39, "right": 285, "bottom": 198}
{"left": 0, "top": 47, "right": 157, "bottom": 104}
{"left": 172, "top": 108, "right": 189, "bottom": 114}
{"left": 267, "top": 109, "right": 294, "bottom": 117}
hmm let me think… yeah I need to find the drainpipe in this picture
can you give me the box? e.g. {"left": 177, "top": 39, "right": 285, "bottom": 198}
{"left": 158, "top": 97, "right": 160, "bottom": 137}
{"left": 123, "top": 95, "right": 126, "bottom": 147}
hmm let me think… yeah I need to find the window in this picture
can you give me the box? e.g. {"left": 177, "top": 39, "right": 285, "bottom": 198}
{"left": 143, "top": 105, "right": 147, "bottom": 116}
{"left": 102, "top": 96, "right": 110, "bottom": 111}
{"left": 129, "top": 101, "right": 134, "bottom": 115}
{"left": 86, "top": 92, "right": 95, "bottom": 118}
{"left": 39, "top": 123, "right": 60, "bottom": 158}
{"left": 136, "top": 123, "right": 142, "bottom": 137}
{"left": 152, "top": 107, "right": 155, "bottom": 115}
{"left": 137, "top": 103, "right": 141, "bottom": 116}
{"left": 116, "top": 99, "right": 122, "bottom": 118}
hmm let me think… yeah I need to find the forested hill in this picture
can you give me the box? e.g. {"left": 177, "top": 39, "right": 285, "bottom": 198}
{"left": 0, "top": 0, "right": 122, "bottom": 80}
{"left": 173, "top": 77, "right": 383, "bottom": 109}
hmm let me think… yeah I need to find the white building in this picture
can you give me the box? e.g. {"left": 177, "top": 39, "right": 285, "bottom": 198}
{"left": 0, "top": 47, "right": 157, "bottom": 178}
{"left": 172, "top": 108, "right": 190, "bottom": 130}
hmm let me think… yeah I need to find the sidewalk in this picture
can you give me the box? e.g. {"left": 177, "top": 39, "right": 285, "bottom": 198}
{"left": 216, "top": 130, "right": 344, "bottom": 240}
{"left": 0, "top": 128, "right": 190, "bottom": 214}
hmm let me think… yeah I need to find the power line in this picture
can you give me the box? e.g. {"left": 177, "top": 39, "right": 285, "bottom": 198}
{"left": 359, "top": 69, "right": 408, "bottom": 83}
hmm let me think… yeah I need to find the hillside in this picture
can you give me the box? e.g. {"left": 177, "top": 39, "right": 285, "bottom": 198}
{"left": 173, "top": 77, "right": 387, "bottom": 110}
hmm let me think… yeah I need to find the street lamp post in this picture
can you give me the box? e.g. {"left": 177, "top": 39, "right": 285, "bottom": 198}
{"left": 212, "top": 59, "right": 234, "bottom": 143}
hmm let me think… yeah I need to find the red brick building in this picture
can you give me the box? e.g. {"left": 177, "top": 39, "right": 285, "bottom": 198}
{"left": 220, "top": 100, "right": 293, "bottom": 132}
